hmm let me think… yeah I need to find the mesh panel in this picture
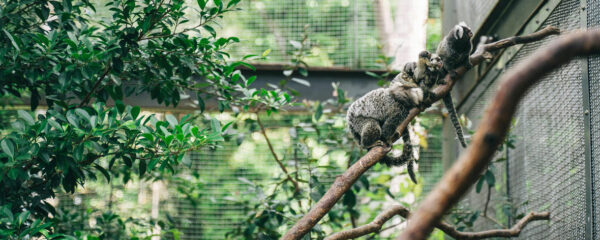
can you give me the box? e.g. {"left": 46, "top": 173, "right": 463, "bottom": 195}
{"left": 453, "top": 0, "right": 498, "bottom": 30}
{"left": 166, "top": 116, "right": 444, "bottom": 239}
{"left": 588, "top": 0, "right": 600, "bottom": 238}
{"left": 459, "top": 0, "right": 586, "bottom": 238}
{"left": 419, "top": 117, "right": 445, "bottom": 197}
{"left": 220, "top": 0, "right": 380, "bottom": 69}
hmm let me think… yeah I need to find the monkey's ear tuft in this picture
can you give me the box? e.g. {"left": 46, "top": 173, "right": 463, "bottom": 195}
{"left": 453, "top": 25, "right": 464, "bottom": 39}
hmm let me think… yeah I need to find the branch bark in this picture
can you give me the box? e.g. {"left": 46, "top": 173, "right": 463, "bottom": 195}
{"left": 398, "top": 29, "right": 600, "bottom": 240}
{"left": 325, "top": 205, "right": 549, "bottom": 240}
{"left": 281, "top": 26, "right": 560, "bottom": 240}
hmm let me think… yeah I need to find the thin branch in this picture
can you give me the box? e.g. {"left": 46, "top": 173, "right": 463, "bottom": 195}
{"left": 281, "top": 26, "right": 560, "bottom": 240}
{"left": 326, "top": 205, "right": 408, "bottom": 240}
{"left": 483, "top": 184, "right": 492, "bottom": 217}
{"left": 255, "top": 114, "right": 300, "bottom": 192}
{"left": 326, "top": 205, "right": 549, "bottom": 240}
{"left": 79, "top": 66, "right": 111, "bottom": 107}
{"left": 398, "top": 29, "right": 600, "bottom": 240}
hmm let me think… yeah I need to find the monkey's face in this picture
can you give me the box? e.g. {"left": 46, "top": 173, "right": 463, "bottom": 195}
{"left": 452, "top": 22, "right": 473, "bottom": 42}
{"left": 428, "top": 54, "right": 443, "bottom": 70}
{"left": 417, "top": 51, "right": 431, "bottom": 66}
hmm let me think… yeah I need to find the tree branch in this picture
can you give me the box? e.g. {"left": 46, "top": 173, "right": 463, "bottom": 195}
{"left": 255, "top": 114, "right": 300, "bottom": 192}
{"left": 79, "top": 66, "right": 111, "bottom": 107}
{"left": 398, "top": 29, "right": 600, "bottom": 240}
{"left": 281, "top": 26, "right": 560, "bottom": 240}
{"left": 325, "top": 205, "right": 549, "bottom": 240}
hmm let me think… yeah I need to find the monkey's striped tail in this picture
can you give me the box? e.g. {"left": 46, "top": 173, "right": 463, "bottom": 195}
{"left": 443, "top": 93, "right": 467, "bottom": 148}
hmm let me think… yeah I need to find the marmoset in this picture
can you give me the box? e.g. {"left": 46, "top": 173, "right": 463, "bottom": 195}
{"left": 436, "top": 22, "right": 473, "bottom": 76}
{"left": 434, "top": 22, "right": 473, "bottom": 147}
{"left": 346, "top": 81, "right": 422, "bottom": 183}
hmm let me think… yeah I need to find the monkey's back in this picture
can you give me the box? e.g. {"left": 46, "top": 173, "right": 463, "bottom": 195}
{"left": 346, "top": 88, "right": 408, "bottom": 136}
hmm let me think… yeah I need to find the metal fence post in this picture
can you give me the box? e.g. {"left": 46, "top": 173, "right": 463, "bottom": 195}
{"left": 580, "top": 0, "right": 594, "bottom": 239}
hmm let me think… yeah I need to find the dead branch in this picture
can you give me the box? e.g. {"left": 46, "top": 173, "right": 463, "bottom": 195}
{"left": 325, "top": 205, "right": 409, "bottom": 240}
{"left": 325, "top": 205, "right": 549, "bottom": 240}
{"left": 256, "top": 114, "right": 300, "bottom": 192}
{"left": 398, "top": 30, "right": 600, "bottom": 240}
{"left": 281, "top": 26, "right": 560, "bottom": 240}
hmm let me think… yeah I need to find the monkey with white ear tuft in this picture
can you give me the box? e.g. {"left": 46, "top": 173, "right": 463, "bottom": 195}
{"left": 436, "top": 22, "right": 473, "bottom": 75}
{"left": 434, "top": 22, "right": 473, "bottom": 148}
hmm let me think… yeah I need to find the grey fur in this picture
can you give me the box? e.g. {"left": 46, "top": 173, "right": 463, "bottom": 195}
{"left": 346, "top": 82, "right": 422, "bottom": 183}
{"left": 435, "top": 22, "right": 473, "bottom": 148}
{"left": 436, "top": 22, "right": 473, "bottom": 73}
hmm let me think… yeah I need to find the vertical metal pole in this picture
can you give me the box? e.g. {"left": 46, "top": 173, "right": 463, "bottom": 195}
{"left": 505, "top": 145, "right": 511, "bottom": 227}
{"left": 580, "top": 0, "right": 594, "bottom": 239}
{"left": 353, "top": 0, "right": 359, "bottom": 68}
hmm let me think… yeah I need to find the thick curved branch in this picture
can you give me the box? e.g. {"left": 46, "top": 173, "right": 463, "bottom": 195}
{"left": 398, "top": 30, "right": 600, "bottom": 240}
{"left": 326, "top": 205, "right": 549, "bottom": 240}
{"left": 281, "top": 26, "right": 560, "bottom": 240}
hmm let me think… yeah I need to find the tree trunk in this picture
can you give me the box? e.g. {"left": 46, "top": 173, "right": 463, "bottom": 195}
{"left": 374, "top": 0, "right": 428, "bottom": 69}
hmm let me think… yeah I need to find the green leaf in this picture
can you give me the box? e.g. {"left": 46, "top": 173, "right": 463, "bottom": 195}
{"left": 475, "top": 176, "right": 485, "bottom": 193}
{"left": 365, "top": 71, "right": 380, "bottom": 78}
{"left": 291, "top": 78, "right": 310, "bottom": 87}
{"left": 94, "top": 164, "right": 111, "bottom": 182}
{"left": 203, "top": 25, "right": 216, "bottom": 37}
{"left": 342, "top": 190, "right": 356, "bottom": 208}
{"left": 130, "top": 106, "right": 141, "bottom": 119}
{"left": 3, "top": 30, "right": 20, "bottom": 52}
{"left": 75, "top": 109, "right": 90, "bottom": 122}
{"left": 314, "top": 103, "right": 323, "bottom": 121}
{"left": 1, "top": 139, "right": 15, "bottom": 159}
{"left": 213, "top": 0, "right": 222, "bottom": 7}
{"left": 17, "top": 211, "right": 30, "bottom": 226}
{"left": 232, "top": 61, "right": 256, "bottom": 71}
{"left": 139, "top": 159, "right": 147, "bottom": 176}
{"left": 210, "top": 118, "right": 221, "bottom": 133}
{"left": 261, "top": 48, "right": 271, "bottom": 57}
{"left": 246, "top": 76, "right": 257, "bottom": 87}
{"left": 148, "top": 158, "right": 159, "bottom": 171}
{"left": 115, "top": 101, "right": 125, "bottom": 114}
{"left": 485, "top": 170, "right": 496, "bottom": 186}
{"left": 197, "top": 93, "right": 205, "bottom": 113}
{"left": 197, "top": 0, "right": 207, "bottom": 9}
{"left": 17, "top": 110, "right": 35, "bottom": 125}
{"left": 166, "top": 114, "right": 178, "bottom": 128}
{"left": 221, "top": 121, "right": 233, "bottom": 132}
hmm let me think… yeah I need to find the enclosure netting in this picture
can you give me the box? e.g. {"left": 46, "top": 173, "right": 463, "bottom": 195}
{"left": 457, "top": 0, "right": 587, "bottom": 239}
{"left": 451, "top": 0, "right": 498, "bottom": 31}
{"left": 165, "top": 115, "right": 444, "bottom": 239}
{"left": 53, "top": 113, "right": 443, "bottom": 240}
{"left": 220, "top": 0, "right": 380, "bottom": 69}
{"left": 588, "top": 0, "right": 600, "bottom": 238}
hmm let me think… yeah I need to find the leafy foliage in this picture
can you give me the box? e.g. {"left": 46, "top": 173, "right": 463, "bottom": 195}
{"left": 0, "top": 0, "right": 295, "bottom": 237}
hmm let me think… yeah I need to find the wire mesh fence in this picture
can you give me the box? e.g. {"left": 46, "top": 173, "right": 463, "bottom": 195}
{"left": 52, "top": 112, "right": 444, "bottom": 239}
{"left": 220, "top": 0, "right": 381, "bottom": 69}
{"left": 457, "top": 0, "right": 589, "bottom": 239}
{"left": 588, "top": 0, "right": 600, "bottom": 238}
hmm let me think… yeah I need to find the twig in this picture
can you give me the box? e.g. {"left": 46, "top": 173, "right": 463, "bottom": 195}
{"left": 281, "top": 26, "right": 560, "bottom": 240}
{"left": 255, "top": 114, "right": 300, "bottom": 193}
{"left": 483, "top": 184, "right": 492, "bottom": 217}
{"left": 79, "top": 66, "right": 111, "bottom": 107}
{"left": 325, "top": 205, "right": 409, "bottom": 240}
{"left": 398, "top": 29, "right": 600, "bottom": 240}
{"left": 325, "top": 205, "right": 549, "bottom": 240}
